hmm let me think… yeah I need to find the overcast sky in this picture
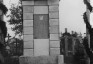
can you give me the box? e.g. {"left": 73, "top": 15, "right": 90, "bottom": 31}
{"left": 3, "top": 0, "right": 93, "bottom": 37}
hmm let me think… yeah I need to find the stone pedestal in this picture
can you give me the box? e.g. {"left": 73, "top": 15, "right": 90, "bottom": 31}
{"left": 20, "top": 0, "right": 62, "bottom": 64}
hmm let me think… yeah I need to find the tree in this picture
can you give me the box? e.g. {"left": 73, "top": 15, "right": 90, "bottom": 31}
{"left": 7, "top": 0, "right": 23, "bottom": 36}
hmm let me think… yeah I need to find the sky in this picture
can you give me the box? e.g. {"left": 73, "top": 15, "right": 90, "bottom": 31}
{"left": 3, "top": 0, "right": 93, "bottom": 37}
{"left": 59, "top": 0, "right": 86, "bottom": 35}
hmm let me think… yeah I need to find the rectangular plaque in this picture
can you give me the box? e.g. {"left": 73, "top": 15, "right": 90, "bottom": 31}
{"left": 34, "top": 14, "right": 49, "bottom": 39}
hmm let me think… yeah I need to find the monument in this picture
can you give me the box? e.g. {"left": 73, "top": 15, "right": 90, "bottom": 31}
{"left": 20, "top": 0, "right": 64, "bottom": 64}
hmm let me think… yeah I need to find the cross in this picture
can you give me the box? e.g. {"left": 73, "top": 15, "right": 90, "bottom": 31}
{"left": 6, "top": 34, "right": 11, "bottom": 41}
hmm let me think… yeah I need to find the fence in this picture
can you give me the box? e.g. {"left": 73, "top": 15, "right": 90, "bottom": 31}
{"left": 60, "top": 36, "right": 88, "bottom": 64}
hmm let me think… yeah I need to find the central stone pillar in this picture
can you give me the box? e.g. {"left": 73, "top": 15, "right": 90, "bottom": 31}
{"left": 20, "top": 0, "right": 63, "bottom": 64}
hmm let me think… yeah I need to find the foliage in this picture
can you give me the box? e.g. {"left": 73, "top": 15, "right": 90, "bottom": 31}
{"left": 0, "top": 2, "right": 8, "bottom": 14}
{"left": 7, "top": 1, "right": 23, "bottom": 36}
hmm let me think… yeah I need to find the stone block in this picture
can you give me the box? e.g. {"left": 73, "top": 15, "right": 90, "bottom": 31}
{"left": 49, "top": 6, "right": 59, "bottom": 12}
{"left": 24, "top": 41, "right": 33, "bottom": 49}
{"left": 24, "top": 49, "right": 34, "bottom": 56}
{"left": 24, "top": 35, "right": 33, "bottom": 41}
{"left": 34, "top": 6, "right": 48, "bottom": 14}
{"left": 48, "top": 0, "right": 59, "bottom": 5}
{"left": 35, "top": 1, "right": 47, "bottom": 5}
{"left": 19, "top": 55, "right": 58, "bottom": 64}
{"left": 58, "top": 55, "right": 64, "bottom": 64}
{"left": 49, "top": 19, "right": 59, "bottom": 26}
{"left": 49, "top": 12, "right": 59, "bottom": 19}
{"left": 50, "top": 34, "right": 59, "bottom": 40}
{"left": 22, "top": 1, "right": 34, "bottom": 5}
{"left": 23, "top": 13, "right": 33, "bottom": 20}
{"left": 50, "top": 41, "right": 60, "bottom": 48}
{"left": 49, "top": 25, "right": 59, "bottom": 34}
{"left": 34, "top": 39, "right": 49, "bottom": 56}
{"left": 50, "top": 48, "right": 60, "bottom": 55}
{"left": 23, "top": 6, "right": 33, "bottom": 13}
{"left": 24, "top": 20, "right": 33, "bottom": 27}
{"left": 24, "top": 27, "right": 33, "bottom": 34}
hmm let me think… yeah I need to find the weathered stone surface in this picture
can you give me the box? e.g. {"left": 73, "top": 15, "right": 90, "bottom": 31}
{"left": 23, "top": 13, "right": 33, "bottom": 20}
{"left": 34, "top": 6, "right": 48, "bottom": 14}
{"left": 58, "top": 55, "right": 64, "bottom": 64}
{"left": 35, "top": 1, "right": 47, "bottom": 5}
{"left": 24, "top": 41, "right": 33, "bottom": 49}
{"left": 49, "top": 19, "right": 59, "bottom": 26}
{"left": 24, "top": 35, "right": 33, "bottom": 41}
{"left": 49, "top": 12, "right": 59, "bottom": 19}
{"left": 24, "top": 20, "right": 33, "bottom": 27}
{"left": 22, "top": 1, "right": 34, "bottom": 5}
{"left": 48, "top": 0, "right": 59, "bottom": 5}
{"left": 50, "top": 25, "right": 59, "bottom": 34}
{"left": 19, "top": 55, "right": 58, "bottom": 64}
{"left": 50, "top": 34, "right": 59, "bottom": 40}
{"left": 24, "top": 27, "right": 33, "bottom": 34}
{"left": 23, "top": 6, "right": 33, "bottom": 13}
{"left": 50, "top": 41, "right": 60, "bottom": 48}
{"left": 24, "top": 49, "right": 34, "bottom": 56}
{"left": 34, "top": 39, "right": 49, "bottom": 56}
{"left": 50, "top": 48, "right": 60, "bottom": 55}
{"left": 49, "top": 6, "right": 59, "bottom": 12}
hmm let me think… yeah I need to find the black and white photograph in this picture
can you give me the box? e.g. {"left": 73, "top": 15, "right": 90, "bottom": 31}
{"left": 0, "top": 0, "right": 93, "bottom": 64}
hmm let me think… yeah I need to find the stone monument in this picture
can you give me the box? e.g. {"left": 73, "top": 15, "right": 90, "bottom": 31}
{"left": 20, "top": 0, "right": 64, "bottom": 64}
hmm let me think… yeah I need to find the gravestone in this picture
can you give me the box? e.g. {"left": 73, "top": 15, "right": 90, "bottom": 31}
{"left": 20, "top": 0, "right": 64, "bottom": 64}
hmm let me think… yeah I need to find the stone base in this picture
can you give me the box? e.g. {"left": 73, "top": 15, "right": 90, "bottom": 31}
{"left": 19, "top": 55, "right": 64, "bottom": 64}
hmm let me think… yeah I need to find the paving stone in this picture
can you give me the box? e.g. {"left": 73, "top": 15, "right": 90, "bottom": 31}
{"left": 24, "top": 20, "right": 33, "bottom": 27}
{"left": 24, "top": 49, "right": 34, "bottom": 56}
{"left": 34, "top": 6, "right": 48, "bottom": 14}
{"left": 49, "top": 25, "right": 59, "bottom": 34}
{"left": 50, "top": 41, "right": 60, "bottom": 48}
{"left": 22, "top": 1, "right": 34, "bottom": 5}
{"left": 24, "top": 35, "right": 33, "bottom": 41}
{"left": 49, "top": 12, "right": 59, "bottom": 19}
{"left": 50, "top": 34, "right": 59, "bottom": 40}
{"left": 23, "top": 6, "right": 34, "bottom": 13}
{"left": 49, "top": 6, "right": 59, "bottom": 12}
{"left": 24, "top": 27, "right": 33, "bottom": 34}
{"left": 50, "top": 48, "right": 60, "bottom": 55}
{"left": 24, "top": 41, "right": 33, "bottom": 49}
{"left": 49, "top": 19, "right": 59, "bottom": 26}
{"left": 23, "top": 13, "right": 33, "bottom": 20}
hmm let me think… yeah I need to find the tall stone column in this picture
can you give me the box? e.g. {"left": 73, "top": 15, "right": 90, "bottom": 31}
{"left": 22, "top": 0, "right": 60, "bottom": 56}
